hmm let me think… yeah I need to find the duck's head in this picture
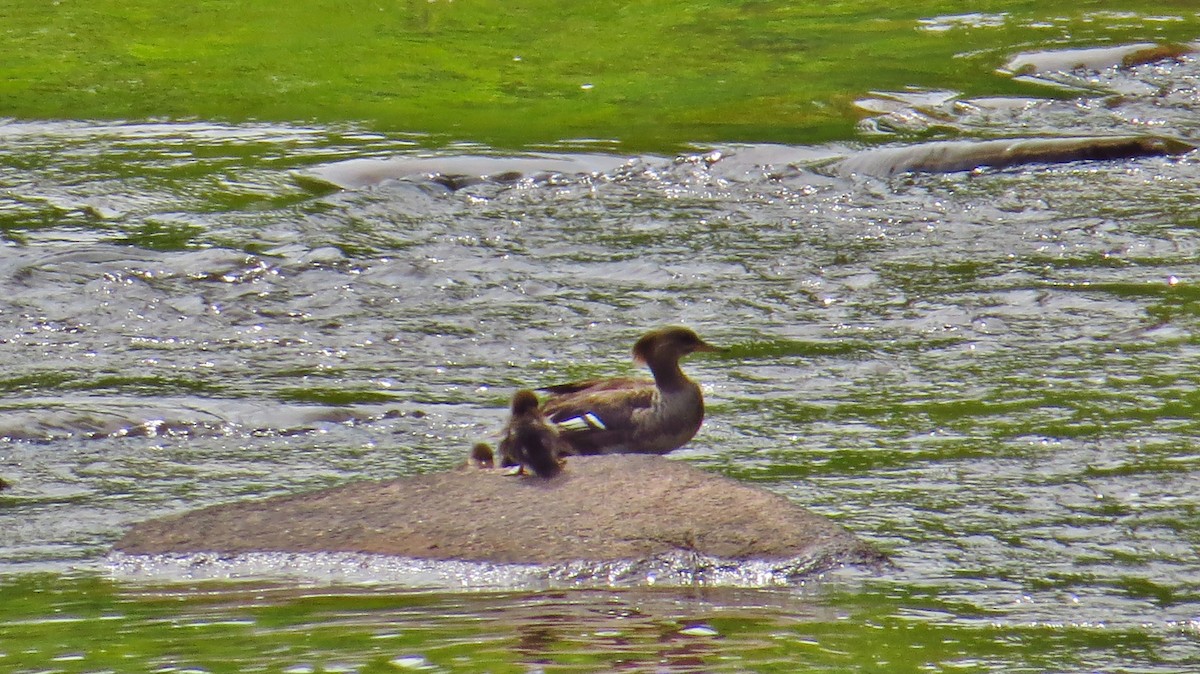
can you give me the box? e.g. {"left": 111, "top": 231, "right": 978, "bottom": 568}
{"left": 510, "top": 389, "right": 542, "bottom": 415}
{"left": 632, "top": 326, "right": 721, "bottom": 365}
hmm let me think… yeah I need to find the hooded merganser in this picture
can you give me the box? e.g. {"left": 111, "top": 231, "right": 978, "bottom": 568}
{"left": 498, "top": 389, "right": 567, "bottom": 478}
{"left": 538, "top": 326, "right": 721, "bottom": 455}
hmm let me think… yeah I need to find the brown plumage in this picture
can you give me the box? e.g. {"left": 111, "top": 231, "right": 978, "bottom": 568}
{"left": 538, "top": 326, "right": 722, "bottom": 455}
{"left": 467, "top": 442, "right": 495, "bottom": 469}
{"left": 497, "top": 389, "right": 567, "bottom": 478}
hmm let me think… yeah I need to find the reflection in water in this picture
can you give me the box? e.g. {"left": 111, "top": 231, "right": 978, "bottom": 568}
{"left": 1, "top": 51, "right": 1200, "bottom": 672}
{"left": 3, "top": 574, "right": 1184, "bottom": 672}
{"left": 137, "top": 583, "right": 831, "bottom": 673}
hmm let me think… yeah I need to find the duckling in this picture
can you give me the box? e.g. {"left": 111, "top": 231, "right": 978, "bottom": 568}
{"left": 497, "top": 389, "right": 566, "bottom": 478}
{"left": 466, "top": 442, "right": 495, "bottom": 469}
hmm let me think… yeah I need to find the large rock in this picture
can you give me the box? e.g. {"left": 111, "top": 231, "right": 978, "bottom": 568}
{"left": 115, "top": 455, "right": 884, "bottom": 575}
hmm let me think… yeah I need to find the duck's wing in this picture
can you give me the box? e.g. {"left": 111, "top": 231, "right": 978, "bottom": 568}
{"left": 538, "top": 376, "right": 652, "bottom": 396}
{"left": 541, "top": 385, "right": 655, "bottom": 454}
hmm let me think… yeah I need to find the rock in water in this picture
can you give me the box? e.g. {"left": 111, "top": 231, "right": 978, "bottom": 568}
{"left": 115, "top": 455, "right": 885, "bottom": 573}
{"left": 838, "top": 135, "right": 1194, "bottom": 177}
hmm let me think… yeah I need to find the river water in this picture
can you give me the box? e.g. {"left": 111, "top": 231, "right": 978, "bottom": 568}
{"left": 1, "top": 54, "right": 1199, "bottom": 671}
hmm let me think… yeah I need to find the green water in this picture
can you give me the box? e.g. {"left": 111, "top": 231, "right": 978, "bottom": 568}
{"left": 3, "top": 1, "right": 1200, "bottom": 672}
{"left": 1, "top": 574, "right": 1178, "bottom": 672}
{"left": 3, "top": 1, "right": 1199, "bottom": 149}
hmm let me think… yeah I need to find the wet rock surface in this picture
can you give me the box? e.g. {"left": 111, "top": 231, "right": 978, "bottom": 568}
{"left": 302, "top": 134, "right": 1194, "bottom": 189}
{"left": 301, "top": 153, "right": 637, "bottom": 190}
{"left": 836, "top": 134, "right": 1194, "bottom": 177}
{"left": 115, "top": 455, "right": 885, "bottom": 572}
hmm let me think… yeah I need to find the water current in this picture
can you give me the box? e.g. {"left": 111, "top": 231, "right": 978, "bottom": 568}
{"left": 1, "top": 53, "right": 1199, "bottom": 671}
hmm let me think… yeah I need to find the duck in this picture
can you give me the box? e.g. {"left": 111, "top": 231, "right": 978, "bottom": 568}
{"left": 497, "top": 389, "right": 567, "bottom": 478}
{"left": 538, "top": 326, "right": 722, "bottom": 455}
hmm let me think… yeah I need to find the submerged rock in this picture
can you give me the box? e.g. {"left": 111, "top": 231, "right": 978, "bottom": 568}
{"left": 297, "top": 134, "right": 1195, "bottom": 194}
{"left": 837, "top": 135, "right": 1194, "bottom": 177}
{"left": 298, "top": 153, "right": 636, "bottom": 191}
{"left": 1002, "top": 41, "right": 1198, "bottom": 77}
{"left": 114, "top": 455, "right": 885, "bottom": 577}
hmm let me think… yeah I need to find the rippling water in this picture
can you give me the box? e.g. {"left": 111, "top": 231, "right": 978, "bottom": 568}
{"left": 2, "top": 56, "right": 1200, "bottom": 670}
